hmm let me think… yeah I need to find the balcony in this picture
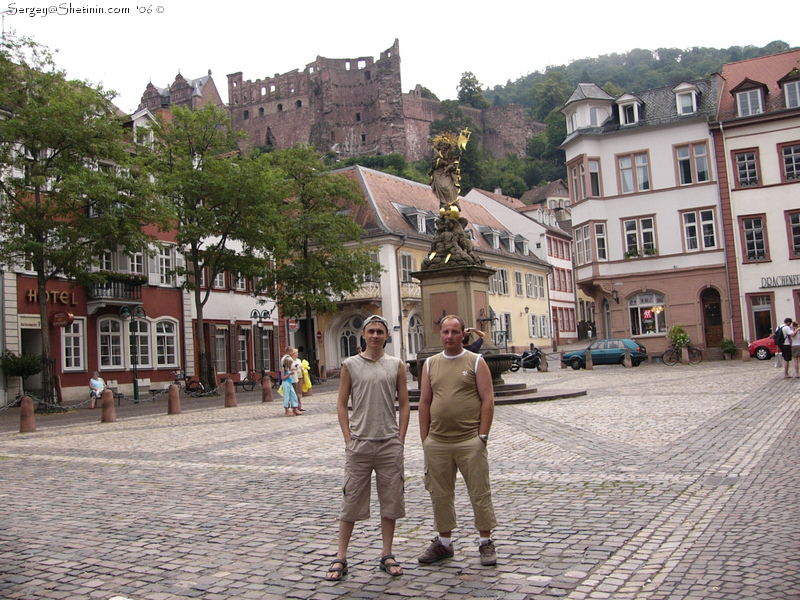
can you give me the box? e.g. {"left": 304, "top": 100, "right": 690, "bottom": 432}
{"left": 401, "top": 281, "right": 421, "bottom": 300}
{"left": 87, "top": 277, "right": 144, "bottom": 314}
{"left": 340, "top": 281, "right": 382, "bottom": 302}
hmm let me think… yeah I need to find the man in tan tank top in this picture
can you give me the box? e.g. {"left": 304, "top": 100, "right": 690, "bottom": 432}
{"left": 325, "top": 314, "right": 410, "bottom": 581}
{"left": 418, "top": 315, "right": 498, "bottom": 567}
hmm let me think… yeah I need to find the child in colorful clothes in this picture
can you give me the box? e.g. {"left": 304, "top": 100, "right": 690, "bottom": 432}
{"left": 282, "top": 350, "right": 301, "bottom": 416}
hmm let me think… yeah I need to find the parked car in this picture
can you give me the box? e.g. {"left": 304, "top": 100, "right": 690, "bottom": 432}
{"left": 562, "top": 338, "right": 647, "bottom": 370}
{"left": 749, "top": 336, "right": 780, "bottom": 360}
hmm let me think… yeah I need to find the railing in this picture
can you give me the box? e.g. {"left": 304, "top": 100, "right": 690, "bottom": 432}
{"left": 88, "top": 279, "right": 143, "bottom": 301}
{"left": 341, "top": 281, "right": 381, "bottom": 300}
{"left": 400, "top": 281, "right": 421, "bottom": 299}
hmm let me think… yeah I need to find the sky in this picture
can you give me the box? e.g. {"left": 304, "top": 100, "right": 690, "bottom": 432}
{"left": 3, "top": 0, "right": 797, "bottom": 114}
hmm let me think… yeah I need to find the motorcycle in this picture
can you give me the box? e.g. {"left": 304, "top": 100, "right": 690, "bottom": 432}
{"left": 509, "top": 347, "right": 543, "bottom": 372}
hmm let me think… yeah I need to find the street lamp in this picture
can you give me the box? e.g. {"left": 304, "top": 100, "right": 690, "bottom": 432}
{"left": 120, "top": 305, "right": 147, "bottom": 403}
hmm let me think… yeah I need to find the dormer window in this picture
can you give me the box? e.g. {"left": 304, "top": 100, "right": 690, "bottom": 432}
{"left": 501, "top": 234, "right": 515, "bottom": 253}
{"left": 617, "top": 94, "right": 641, "bottom": 126}
{"left": 785, "top": 81, "right": 799, "bottom": 108}
{"left": 515, "top": 236, "right": 529, "bottom": 256}
{"left": 732, "top": 79, "right": 767, "bottom": 117}
{"left": 673, "top": 82, "right": 699, "bottom": 115}
{"left": 395, "top": 204, "right": 437, "bottom": 235}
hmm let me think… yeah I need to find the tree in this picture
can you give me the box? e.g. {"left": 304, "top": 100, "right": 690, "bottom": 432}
{"left": 141, "top": 105, "right": 283, "bottom": 389}
{"left": 457, "top": 71, "right": 490, "bottom": 109}
{"left": 265, "top": 145, "right": 381, "bottom": 373}
{"left": 0, "top": 35, "right": 157, "bottom": 403}
{"left": 529, "top": 71, "right": 572, "bottom": 122}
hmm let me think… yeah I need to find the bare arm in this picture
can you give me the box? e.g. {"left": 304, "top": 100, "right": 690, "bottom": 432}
{"left": 396, "top": 362, "right": 410, "bottom": 444}
{"left": 336, "top": 364, "right": 352, "bottom": 444}
{"left": 418, "top": 361, "right": 433, "bottom": 443}
{"left": 475, "top": 356, "right": 494, "bottom": 438}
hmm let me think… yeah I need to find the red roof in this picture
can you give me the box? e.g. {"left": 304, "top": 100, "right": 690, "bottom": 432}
{"left": 719, "top": 49, "right": 800, "bottom": 119}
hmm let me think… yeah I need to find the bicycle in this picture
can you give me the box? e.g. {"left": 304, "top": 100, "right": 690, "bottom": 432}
{"left": 171, "top": 370, "right": 205, "bottom": 396}
{"left": 239, "top": 370, "right": 258, "bottom": 392}
{"left": 662, "top": 344, "right": 703, "bottom": 365}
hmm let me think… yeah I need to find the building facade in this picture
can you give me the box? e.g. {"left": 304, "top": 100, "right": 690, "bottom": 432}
{"left": 711, "top": 49, "right": 800, "bottom": 342}
{"left": 561, "top": 77, "right": 732, "bottom": 355}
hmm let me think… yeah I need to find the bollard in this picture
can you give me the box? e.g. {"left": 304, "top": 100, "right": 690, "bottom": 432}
{"left": 585, "top": 348, "right": 593, "bottom": 370}
{"left": 262, "top": 380, "right": 273, "bottom": 402}
{"left": 224, "top": 378, "right": 236, "bottom": 408}
{"left": 101, "top": 388, "right": 116, "bottom": 423}
{"left": 623, "top": 348, "right": 632, "bottom": 367}
{"left": 168, "top": 384, "right": 181, "bottom": 414}
{"left": 740, "top": 348, "right": 751, "bottom": 362}
{"left": 560, "top": 350, "right": 566, "bottom": 369}
{"left": 19, "top": 395, "right": 36, "bottom": 433}
{"left": 539, "top": 353, "right": 549, "bottom": 372}
{"left": 681, "top": 346, "right": 690, "bottom": 364}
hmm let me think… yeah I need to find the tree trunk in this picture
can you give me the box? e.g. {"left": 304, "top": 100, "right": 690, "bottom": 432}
{"left": 304, "top": 301, "right": 317, "bottom": 376}
{"left": 193, "top": 286, "right": 215, "bottom": 391}
{"left": 37, "top": 271, "right": 54, "bottom": 406}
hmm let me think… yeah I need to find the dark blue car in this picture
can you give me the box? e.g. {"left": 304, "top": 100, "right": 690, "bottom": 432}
{"left": 562, "top": 338, "right": 647, "bottom": 370}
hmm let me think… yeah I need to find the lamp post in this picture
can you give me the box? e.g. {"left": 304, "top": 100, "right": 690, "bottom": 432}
{"left": 250, "top": 309, "right": 272, "bottom": 374}
{"left": 121, "top": 305, "right": 147, "bottom": 403}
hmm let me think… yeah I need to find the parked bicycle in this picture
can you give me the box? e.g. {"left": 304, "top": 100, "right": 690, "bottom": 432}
{"left": 239, "top": 370, "right": 258, "bottom": 392}
{"left": 662, "top": 344, "right": 703, "bottom": 365}
{"left": 171, "top": 370, "right": 205, "bottom": 396}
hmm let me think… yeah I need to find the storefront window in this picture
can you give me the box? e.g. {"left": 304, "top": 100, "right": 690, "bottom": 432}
{"left": 629, "top": 292, "right": 667, "bottom": 335}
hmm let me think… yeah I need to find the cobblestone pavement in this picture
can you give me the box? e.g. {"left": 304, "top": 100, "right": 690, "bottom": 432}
{"left": 1, "top": 360, "right": 798, "bottom": 600}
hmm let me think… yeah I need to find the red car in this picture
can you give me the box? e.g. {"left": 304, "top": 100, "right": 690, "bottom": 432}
{"left": 749, "top": 336, "right": 780, "bottom": 360}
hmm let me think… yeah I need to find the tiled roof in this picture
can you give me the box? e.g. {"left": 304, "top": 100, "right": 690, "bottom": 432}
{"left": 520, "top": 179, "right": 569, "bottom": 205}
{"left": 468, "top": 188, "right": 527, "bottom": 210}
{"left": 718, "top": 49, "right": 800, "bottom": 120}
{"left": 335, "top": 166, "right": 549, "bottom": 265}
{"left": 563, "top": 83, "right": 614, "bottom": 107}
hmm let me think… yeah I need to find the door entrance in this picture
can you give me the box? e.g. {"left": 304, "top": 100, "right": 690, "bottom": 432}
{"left": 702, "top": 288, "right": 723, "bottom": 347}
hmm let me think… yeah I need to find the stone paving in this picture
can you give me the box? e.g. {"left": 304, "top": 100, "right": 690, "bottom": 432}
{"left": 0, "top": 359, "right": 799, "bottom": 600}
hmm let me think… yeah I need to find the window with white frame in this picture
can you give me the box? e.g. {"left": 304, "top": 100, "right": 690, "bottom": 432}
{"left": 570, "top": 166, "right": 580, "bottom": 203}
{"left": 491, "top": 269, "right": 509, "bottom": 295}
{"left": 682, "top": 209, "right": 717, "bottom": 251}
{"left": 788, "top": 211, "right": 800, "bottom": 258}
{"left": 101, "top": 251, "right": 114, "bottom": 271}
{"left": 215, "top": 328, "right": 228, "bottom": 373}
{"left": 526, "top": 273, "right": 536, "bottom": 298}
{"left": 62, "top": 319, "right": 85, "bottom": 371}
{"left": 537, "top": 275, "right": 545, "bottom": 298}
{"left": 574, "top": 225, "right": 586, "bottom": 265}
{"left": 735, "top": 150, "right": 759, "bottom": 187}
{"left": 785, "top": 81, "right": 800, "bottom": 108}
{"left": 676, "top": 92, "right": 697, "bottom": 115}
{"left": 129, "top": 319, "right": 151, "bottom": 368}
{"left": 238, "top": 328, "right": 248, "bottom": 372}
{"left": 629, "top": 292, "right": 667, "bottom": 335}
{"left": 155, "top": 320, "right": 178, "bottom": 367}
{"left": 539, "top": 314, "right": 549, "bottom": 338}
{"left": 233, "top": 274, "right": 247, "bottom": 291}
{"left": 618, "top": 153, "right": 650, "bottom": 193}
{"left": 98, "top": 318, "right": 123, "bottom": 368}
{"left": 514, "top": 271, "right": 524, "bottom": 296}
{"left": 676, "top": 143, "right": 710, "bottom": 185}
{"left": 588, "top": 159, "right": 601, "bottom": 196}
{"left": 619, "top": 102, "right": 639, "bottom": 125}
{"left": 781, "top": 143, "right": 800, "bottom": 182}
{"left": 501, "top": 313, "right": 512, "bottom": 343}
{"left": 595, "top": 223, "right": 607, "bottom": 260}
{"left": 213, "top": 272, "right": 226, "bottom": 289}
{"left": 364, "top": 252, "right": 381, "bottom": 282}
{"left": 129, "top": 251, "right": 144, "bottom": 275}
{"left": 158, "top": 245, "right": 173, "bottom": 285}
{"left": 623, "top": 217, "right": 656, "bottom": 256}
{"left": 400, "top": 253, "right": 415, "bottom": 282}
{"left": 740, "top": 215, "right": 768, "bottom": 262}
{"left": 736, "top": 89, "right": 763, "bottom": 117}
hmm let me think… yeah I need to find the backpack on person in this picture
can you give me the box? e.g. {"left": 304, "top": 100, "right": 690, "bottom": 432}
{"left": 773, "top": 325, "right": 786, "bottom": 346}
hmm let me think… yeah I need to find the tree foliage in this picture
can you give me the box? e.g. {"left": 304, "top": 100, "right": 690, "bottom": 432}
{"left": 265, "top": 145, "right": 381, "bottom": 370}
{"left": 140, "top": 104, "right": 283, "bottom": 387}
{"left": 457, "top": 71, "right": 490, "bottom": 109}
{"left": 0, "top": 34, "right": 159, "bottom": 400}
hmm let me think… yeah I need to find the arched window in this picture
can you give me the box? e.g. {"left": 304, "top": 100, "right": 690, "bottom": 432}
{"left": 129, "top": 319, "right": 151, "bottom": 367}
{"left": 407, "top": 314, "right": 424, "bottom": 356}
{"left": 339, "top": 315, "right": 363, "bottom": 360}
{"left": 155, "top": 320, "right": 178, "bottom": 367}
{"left": 628, "top": 292, "right": 667, "bottom": 336}
{"left": 98, "top": 318, "right": 124, "bottom": 368}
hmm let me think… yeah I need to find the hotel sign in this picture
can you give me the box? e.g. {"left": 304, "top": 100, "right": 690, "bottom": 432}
{"left": 760, "top": 274, "right": 800, "bottom": 289}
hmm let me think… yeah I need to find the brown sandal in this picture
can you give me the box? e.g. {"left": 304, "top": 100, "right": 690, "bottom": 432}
{"left": 326, "top": 558, "right": 348, "bottom": 581}
{"left": 379, "top": 554, "right": 403, "bottom": 576}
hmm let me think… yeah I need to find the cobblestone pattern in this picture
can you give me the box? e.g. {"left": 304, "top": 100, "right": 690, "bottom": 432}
{"left": 0, "top": 361, "right": 798, "bottom": 599}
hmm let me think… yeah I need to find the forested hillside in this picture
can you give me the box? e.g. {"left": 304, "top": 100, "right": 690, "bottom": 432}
{"left": 345, "top": 41, "right": 796, "bottom": 199}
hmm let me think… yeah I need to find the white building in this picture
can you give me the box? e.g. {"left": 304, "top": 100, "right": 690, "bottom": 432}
{"left": 560, "top": 77, "right": 733, "bottom": 355}
{"left": 711, "top": 49, "right": 800, "bottom": 341}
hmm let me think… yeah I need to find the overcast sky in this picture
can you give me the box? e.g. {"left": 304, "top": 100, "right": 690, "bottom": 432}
{"left": 4, "top": 0, "right": 796, "bottom": 114}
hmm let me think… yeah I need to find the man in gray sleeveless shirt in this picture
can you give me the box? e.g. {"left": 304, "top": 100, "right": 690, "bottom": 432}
{"left": 325, "top": 314, "right": 410, "bottom": 581}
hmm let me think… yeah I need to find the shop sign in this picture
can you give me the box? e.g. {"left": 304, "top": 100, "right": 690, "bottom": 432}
{"left": 26, "top": 289, "right": 78, "bottom": 305}
{"left": 760, "top": 274, "right": 800, "bottom": 289}
{"left": 51, "top": 311, "right": 75, "bottom": 328}
{"left": 19, "top": 314, "right": 42, "bottom": 329}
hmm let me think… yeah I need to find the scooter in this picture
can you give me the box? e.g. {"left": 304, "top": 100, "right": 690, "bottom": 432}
{"left": 509, "top": 347, "right": 543, "bottom": 372}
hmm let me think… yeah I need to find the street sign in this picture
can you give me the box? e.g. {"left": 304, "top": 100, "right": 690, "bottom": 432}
{"left": 288, "top": 318, "right": 298, "bottom": 331}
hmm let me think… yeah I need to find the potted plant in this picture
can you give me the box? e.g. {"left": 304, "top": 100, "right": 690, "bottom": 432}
{"left": 644, "top": 247, "right": 658, "bottom": 256}
{"left": 720, "top": 338, "right": 737, "bottom": 359}
{"left": 0, "top": 349, "right": 45, "bottom": 394}
{"left": 624, "top": 248, "right": 640, "bottom": 259}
